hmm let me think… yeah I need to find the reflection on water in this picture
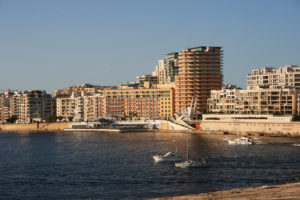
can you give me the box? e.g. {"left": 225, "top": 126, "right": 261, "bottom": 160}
{"left": 0, "top": 131, "right": 300, "bottom": 199}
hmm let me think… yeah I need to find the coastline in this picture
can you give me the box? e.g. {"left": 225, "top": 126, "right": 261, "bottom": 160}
{"left": 1, "top": 122, "right": 300, "bottom": 137}
{"left": 152, "top": 182, "right": 300, "bottom": 200}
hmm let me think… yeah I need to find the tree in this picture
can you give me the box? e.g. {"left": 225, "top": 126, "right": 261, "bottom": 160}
{"left": 56, "top": 116, "right": 64, "bottom": 122}
{"left": 6, "top": 115, "right": 18, "bottom": 123}
{"left": 68, "top": 116, "right": 74, "bottom": 122}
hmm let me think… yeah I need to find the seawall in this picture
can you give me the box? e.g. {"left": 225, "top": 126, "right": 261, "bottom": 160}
{"left": 200, "top": 121, "right": 300, "bottom": 137}
{"left": 0, "top": 122, "right": 70, "bottom": 132}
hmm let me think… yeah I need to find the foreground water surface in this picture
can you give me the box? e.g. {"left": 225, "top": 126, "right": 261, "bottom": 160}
{"left": 0, "top": 131, "right": 300, "bottom": 199}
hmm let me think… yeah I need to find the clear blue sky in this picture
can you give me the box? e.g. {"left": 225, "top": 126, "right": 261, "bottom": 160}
{"left": 0, "top": 0, "right": 299, "bottom": 92}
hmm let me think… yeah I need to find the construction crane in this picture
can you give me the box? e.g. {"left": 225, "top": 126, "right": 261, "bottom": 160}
{"left": 178, "top": 96, "right": 197, "bottom": 121}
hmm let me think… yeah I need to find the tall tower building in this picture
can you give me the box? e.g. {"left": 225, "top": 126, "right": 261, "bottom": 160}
{"left": 154, "top": 52, "right": 178, "bottom": 84}
{"left": 166, "top": 52, "right": 179, "bottom": 83}
{"left": 175, "top": 46, "right": 223, "bottom": 115}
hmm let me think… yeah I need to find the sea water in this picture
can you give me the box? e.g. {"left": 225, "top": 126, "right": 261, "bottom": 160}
{"left": 0, "top": 131, "right": 300, "bottom": 199}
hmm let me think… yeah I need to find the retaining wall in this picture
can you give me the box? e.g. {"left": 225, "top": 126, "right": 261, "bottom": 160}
{"left": 0, "top": 123, "right": 70, "bottom": 132}
{"left": 201, "top": 121, "right": 300, "bottom": 136}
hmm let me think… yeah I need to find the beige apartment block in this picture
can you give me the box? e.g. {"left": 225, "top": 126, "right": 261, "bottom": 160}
{"left": 53, "top": 84, "right": 117, "bottom": 98}
{"left": 9, "top": 92, "right": 21, "bottom": 119}
{"left": 155, "top": 59, "right": 168, "bottom": 84}
{"left": 208, "top": 88, "right": 297, "bottom": 115}
{"left": 208, "top": 88, "right": 241, "bottom": 114}
{"left": 56, "top": 92, "right": 83, "bottom": 122}
{"left": 83, "top": 94, "right": 106, "bottom": 121}
{"left": 175, "top": 46, "right": 223, "bottom": 115}
{"left": 136, "top": 74, "right": 158, "bottom": 88}
{"left": 0, "top": 95, "right": 10, "bottom": 123}
{"left": 56, "top": 96, "right": 77, "bottom": 121}
{"left": 247, "top": 65, "right": 300, "bottom": 90}
{"left": 56, "top": 92, "right": 106, "bottom": 122}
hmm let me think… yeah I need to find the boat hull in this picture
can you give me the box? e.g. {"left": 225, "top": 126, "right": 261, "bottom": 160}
{"left": 153, "top": 152, "right": 182, "bottom": 162}
{"left": 175, "top": 160, "right": 208, "bottom": 168}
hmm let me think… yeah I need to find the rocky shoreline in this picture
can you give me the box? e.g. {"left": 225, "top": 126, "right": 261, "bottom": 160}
{"left": 152, "top": 182, "right": 300, "bottom": 200}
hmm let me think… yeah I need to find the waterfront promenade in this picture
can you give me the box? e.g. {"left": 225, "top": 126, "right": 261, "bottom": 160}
{"left": 154, "top": 182, "right": 300, "bottom": 200}
{"left": 1, "top": 121, "right": 300, "bottom": 137}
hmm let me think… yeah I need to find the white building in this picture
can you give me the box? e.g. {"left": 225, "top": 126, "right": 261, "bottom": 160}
{"left": 247, "top": 65, "right": 300, "bottom": 90}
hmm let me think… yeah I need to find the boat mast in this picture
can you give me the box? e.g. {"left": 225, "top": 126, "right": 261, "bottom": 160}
{"left": 186, "top": 131, "right": 189, "bottom": 161}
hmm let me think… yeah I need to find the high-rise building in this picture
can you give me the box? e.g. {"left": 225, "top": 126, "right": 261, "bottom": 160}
{"left": 154, "top": 52, "right": 179, "bottom": 84}
{"left": 175, "top": 46, "right": 223, "bottom": 115}
{"left": 166, "top": 52, "right": 179, "bottom": 83}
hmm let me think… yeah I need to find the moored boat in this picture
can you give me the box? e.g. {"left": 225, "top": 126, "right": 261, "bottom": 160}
{"left": 153, "top": 151, "right": 182, "bottom": 162}
{"left": 175, "top": 158, "right": 208, "bottom": 168}
{"left": 227, "top": 136, "right": 255, "bottom": 145}
{"left": 175, "top": 131, "right": 208, "bottom": 168}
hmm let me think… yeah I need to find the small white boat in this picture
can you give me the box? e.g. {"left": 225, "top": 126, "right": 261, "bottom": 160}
{"left": 175, "top": 158, "right": 208, "bottom": 168}
{"left": 227, "top": 136, "right": 255, "bottom": 145}
{"left": 153, "top": 151, "right": 181, "bottom": 162}
{"left": 292, "top": 143, "right": 300, "bottom": 147}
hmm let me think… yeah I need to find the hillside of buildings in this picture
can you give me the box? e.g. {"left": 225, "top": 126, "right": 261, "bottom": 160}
{"left": 0, "top": 46, "right": 299, "bottom": 135}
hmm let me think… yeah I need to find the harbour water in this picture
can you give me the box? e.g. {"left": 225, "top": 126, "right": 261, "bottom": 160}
{"left": 0, "top": 131, "right": 300, "bottom": 199}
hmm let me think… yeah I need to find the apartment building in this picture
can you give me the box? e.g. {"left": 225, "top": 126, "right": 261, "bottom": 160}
{"left": 208, "top": 88, "right": 297, "bottom": 115}
{"left": 155, "top": 59, "right": 168, "bottom": 84}
{"left": 136, "top": 74, "right": 158, "bottom": 88}
{"left": 0, "top": 94, "right": 10, "bottom": 123}
{"left": 56, "top": 91, "right": 106, "bottom": 122}
{"left": 53, "top": 84, "right": 116, "bottom": 98}
{"left": 83, "top": 94, "right": 106, "bottom": 121}
{"left": 56, "top": 93, "right": 79, "bottom": 121}
{"left": 247, "top": 65, "right": 300, "bottom": 90}
{"left": 208, "top": 87, "right": 241, "bottom": 114}
{"left": 104, "top": 88, "right": 175, "bottom": 119}
{"left": 7, "top": 90, "right": 55, "bottom": 123}
{"left": 175, "top": 46, "right": 223, "bottom": 115}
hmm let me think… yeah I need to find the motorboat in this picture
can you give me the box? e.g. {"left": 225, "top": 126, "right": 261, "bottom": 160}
{"left": 227, "top": 136, "right": 255, "bottom": 145}
{"left": 175, "top": 158, "right": 208, "bottom": 168}
{"left": 153, "top": 150, "right": 182, "bottom": 162}
{"left": 174, "top": 131, "right": 208, "bottom": 168}
{"left": 292, "top": 143, "right": 300, "bottom": 147}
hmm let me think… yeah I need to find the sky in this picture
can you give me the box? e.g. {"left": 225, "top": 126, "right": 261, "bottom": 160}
{"left": 0, "top": 0, "right": 299, "bottom": 93}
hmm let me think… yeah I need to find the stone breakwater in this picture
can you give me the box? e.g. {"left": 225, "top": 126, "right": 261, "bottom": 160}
{"left": 153, "top": 182, "right": 300, "bottom": 200}
{"left": 0, "top": 122, "right": 69, "bottom": 132}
